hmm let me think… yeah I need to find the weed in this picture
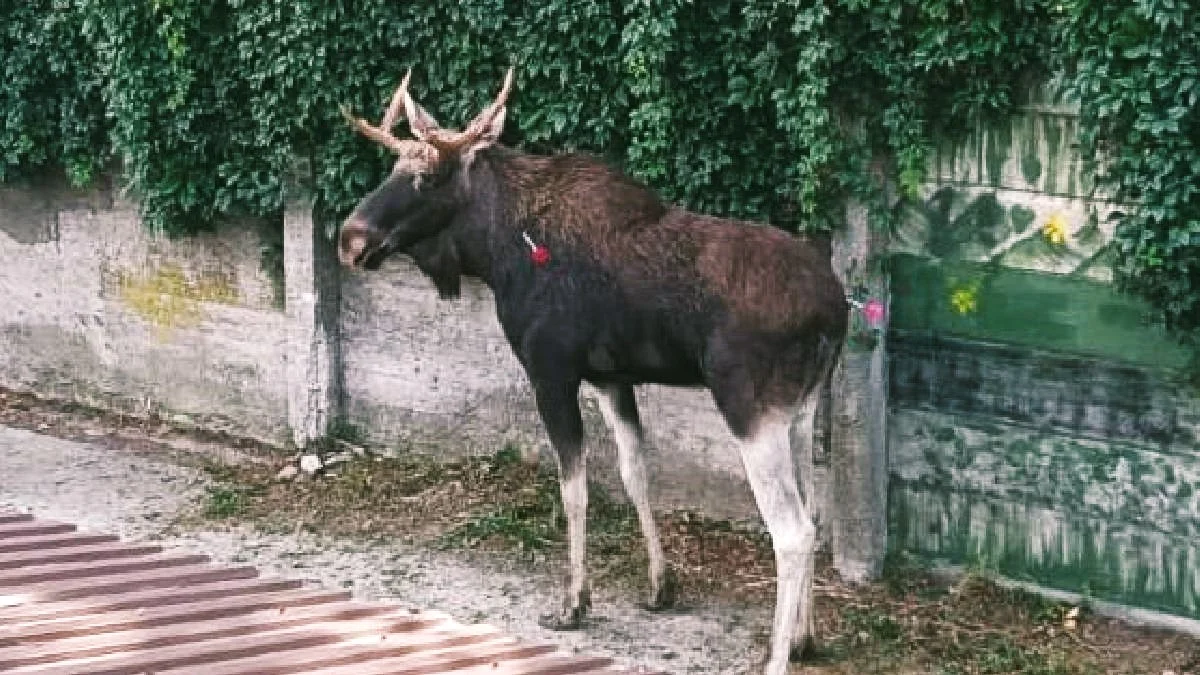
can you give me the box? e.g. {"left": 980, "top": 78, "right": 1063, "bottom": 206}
{"left": 197, "top": 459, "right": 263, "bottom": 520}
{"left": 1011, "top": 587, "right": 1071, "bottom": 626}
{"left": 958, "top": 573, "right": 1076, "bottom": 627}
{"left": 199, "top": 459, "right": 241, "bottom": 484}
{"left": 882, "top": 547, "right": 944, "bottom": 599}
{"left": 327, "top": 418, "right": 368, "bottom": 446}
{"left": 850, "top": 608, "right": 904, "bottom": 642}
{"left": 934, "top": 634, "right": 1080, "bottom": 675}
{"left": 491, "top": 443, "right": 524, "bottom": 470}
{"left": 438, "top": 445, "right": 637, "bottom": 553}
{"left": 833, "top": 607, "right": 906, "bottom": 656}
{"left": 204, "top": 485, "right": 254, "bottom": 518}
{"left": 438, "top": 465, "right": 563, "bottom": 551}
{"left": 586, "top": 481, "right": 638, "bottom": 537}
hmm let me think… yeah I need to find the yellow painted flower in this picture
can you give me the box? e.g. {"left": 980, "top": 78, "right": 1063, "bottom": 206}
{"left": 950, "top": 285, "right": 978, "bottom": 315}
{"left": 1042, "top": 213, "right": 1068, "bottom": 246}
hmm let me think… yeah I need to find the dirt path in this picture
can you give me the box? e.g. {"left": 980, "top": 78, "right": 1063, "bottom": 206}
{"left": 3, "top": 389, "right": 1199, "bottom": 675}
{"left": 0, "top": 423, "right": 766, "bottom": 674}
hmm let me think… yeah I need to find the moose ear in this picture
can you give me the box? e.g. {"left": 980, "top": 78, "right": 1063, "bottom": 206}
{"left": 479, "top": 106, "right": 506, "bottom": 145}
{"left": 469, "top": 105, "right": 506, "bottom": 148}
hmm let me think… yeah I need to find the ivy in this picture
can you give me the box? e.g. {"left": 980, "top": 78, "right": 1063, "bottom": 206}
{"left": 5, "top": 0, "right": 1198, "bottom": 337}
{"left": 1056, "top": 0, "right": 1200, "bottom": 332}
{"left": 1, "top": 0, "right": 1052, "bottom": 236}
{"left": 0, "top": 1, "right": 108, "bottom": 186}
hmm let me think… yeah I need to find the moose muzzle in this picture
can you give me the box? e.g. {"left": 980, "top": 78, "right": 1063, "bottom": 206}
{"left": 338, "top": 218, "right": 371, "bottom": 268}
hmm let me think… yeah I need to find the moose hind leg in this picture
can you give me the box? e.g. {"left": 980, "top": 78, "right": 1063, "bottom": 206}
{"left": 796, "top": 392, "right": 822, "bottom": 532}
{"left": 533, "top": 379, "right": 591, "bottom": 630}
{"left": 594, "top": 384, "right": 674, "bottom": 610}
{"left": 738, "top": 412, "right": 818, "bottom": 674}
{"left": 791, "top": 395, "right": 821, "bottom": 655}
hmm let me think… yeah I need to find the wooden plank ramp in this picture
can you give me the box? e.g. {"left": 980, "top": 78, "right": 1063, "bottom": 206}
{"left": 0, "top": 510, "right": 660, "bottom": 674}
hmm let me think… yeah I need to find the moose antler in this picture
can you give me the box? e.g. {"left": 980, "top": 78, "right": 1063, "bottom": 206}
{"left": 380, "top": 70, "right": 412, "bottom": 133}
{"left": 464, "top": 66, "right": 513, "bottom": 138}
{"left": 342, "top": 67, "right": 513, "bottom": 161}
{"left": 340, "top": 70, "right": 439, "bottom": 169}
{"left": 423, "top": 67, "right": 514, "bottom": 153}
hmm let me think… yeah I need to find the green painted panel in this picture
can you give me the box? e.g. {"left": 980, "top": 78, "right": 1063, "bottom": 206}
{"left": 890, "top": 410, "right": 1200, "bottom": 538}
{"left": 1010, "top": 205, "right": 1036, "bottom": 234}
{"left": 1020, "top": 114, "right": 1043, "bottom": 186}
{"left": 986, "top": 122, "right": 1012, "bottom": 187}
{"left": 890, "top": 482, "right": 1200, "bottom": 618}
{"left": 890, "top": 333, "right": 1196, "bottom": 449}
{"left": 1043, "top": 115, "right": 1063, "bottom": 195}
{"left": 889, "top": 253, "right": 1192, "bottom": 371}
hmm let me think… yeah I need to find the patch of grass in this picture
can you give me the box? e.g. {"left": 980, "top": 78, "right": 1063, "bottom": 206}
{"left": 327, "top": 418, "right": 368, "bottom": 446}
{"left": 197, "top": 459, "right": 262, "bottom": 521}
{"left": 437, "top": 465, "right": 563, "bottom": 551}
{"left": 956, "top": 572, "right": 1077, "bottom": 628}
{"left": 586, "top": 480, "right": 639, "bottom": 541}
{"left": 1004, "top": 584, "right": 1073, "bottom": 626}
{"left": 492, "top": 443, "right": 523, "bottom": 469}
{"left": 882, "top": 548, "right": 945, "bottom": 599}
{"left": 932, "top": 634, "right": 1081, "bottom": 675}
{"left": 831, "top": 606, "right": 905, "bottom": 658}
{"left": 846, "top": 607, "right": 904, "bottom": 642}
{"left": 438, "top": 447, "right": 638, "bottom": 553}
{"left": 199, "top": 459, "right": 243, "bottom": 484}
{"left": 203, "top": 485, "right": 257, "bottom": 518}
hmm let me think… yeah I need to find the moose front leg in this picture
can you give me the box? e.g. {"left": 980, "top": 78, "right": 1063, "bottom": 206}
{"left": 532, "top": 378, "right": 591, "bottom": 630}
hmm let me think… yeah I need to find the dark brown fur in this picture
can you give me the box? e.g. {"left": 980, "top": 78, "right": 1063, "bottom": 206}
{"left": 498, "top": 152, "right": 846, "bottom": 335}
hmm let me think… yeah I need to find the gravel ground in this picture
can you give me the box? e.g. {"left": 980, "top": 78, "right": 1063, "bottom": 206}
{"left": 0, "top": 424, "right": 770, "bottom": 674}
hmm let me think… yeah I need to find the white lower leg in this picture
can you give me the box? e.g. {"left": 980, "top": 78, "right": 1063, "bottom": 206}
{"left": 560, "top": 458, "right": 590, "bottom": 612}
{"left": 792, "top": 397, "right": 820, "bottom": 646}
{"left": 794, "top": 534, "right": 816, "bottom": 653}
{"left": 795, "top": 397, "right": 820, "bottom": 529}
{"left": 739, "top": 413, "right": 817, "bottom": 674}
{"left": 595, "top": 387, "right": 666, "bottom": 595}
{"left": 622, "top": 449, "right": 667, "bottom": 594}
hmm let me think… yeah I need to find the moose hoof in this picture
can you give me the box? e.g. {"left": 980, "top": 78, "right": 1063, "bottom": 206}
{"left": 788, "top": 635, "right": 821, "bottom": 663}
{"left": 641, "top": 566, "right": 680, "bottom": 612}
{"left": 538, "top": 604, "right": 588, "bottom": 631}
{"left": 539, "top": 588, "right": 590, "bottom": 631}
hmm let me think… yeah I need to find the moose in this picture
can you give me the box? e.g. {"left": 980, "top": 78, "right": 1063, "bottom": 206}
{"left": 338, "top": 68, "right": 849, "bottom": 674}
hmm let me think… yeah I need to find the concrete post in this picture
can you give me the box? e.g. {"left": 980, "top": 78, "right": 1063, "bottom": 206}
{"left": 828, "top": 197, "right": 890, "bottom": 583}
{"left": 283, "top": 158, "right": 342, "bottom": 448}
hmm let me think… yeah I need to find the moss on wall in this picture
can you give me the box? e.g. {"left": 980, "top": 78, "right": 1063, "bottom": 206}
{"left": 117, "top": 263, "right": 241, "bottom": 340}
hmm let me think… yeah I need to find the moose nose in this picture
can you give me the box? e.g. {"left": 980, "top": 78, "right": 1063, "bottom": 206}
{"left": 339, "top": 218, "right": 369, "bottom": 268}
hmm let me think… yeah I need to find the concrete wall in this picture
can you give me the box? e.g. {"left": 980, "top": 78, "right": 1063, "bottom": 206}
{"left": 888, "top": 90, "right": 1200, "bottom": 619}
{"left": 0, "top": 176, "right": 290, "bottom": 441}
{"left": 0, "top": 173, "right": 769, "bottom": 521}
